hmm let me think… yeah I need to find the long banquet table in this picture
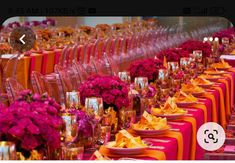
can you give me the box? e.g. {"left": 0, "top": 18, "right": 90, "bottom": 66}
{"left": 85, "top": 68, "right": 235, "bottom": 160}
{"left": 1, "top": 49, "right": 62, "bottom": 89}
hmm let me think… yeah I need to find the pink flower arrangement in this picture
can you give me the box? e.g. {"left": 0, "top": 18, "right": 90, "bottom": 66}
{"left": 42, "top": 19, "right": 56, "bottom": 26}
{"left": 0, "top": 90, "right": 63, "bottom": 154}
{"left": 79, "top": 75, "right": 129, "bottom": 111}
{"left": 179, "top": 40, "right": 212, "bottom": 57}
{"left": 7, "top": 21, "right": 21, "bottom": 28}
{"left": 213, "top": 27, "right": 235, "bottom": 43}
{"left": 156, "top": 48, "right": 190, "bottom": 62}
{"left": 129, "top": 58, "right": 164, "bottom": 82}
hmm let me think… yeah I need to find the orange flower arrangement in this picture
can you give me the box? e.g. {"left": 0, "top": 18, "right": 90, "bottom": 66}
{"left": 57, "top": 27, "right": 74, "bottom": 37}
{"left": 112, "top": 23, "right": 125, "bottom": 31}
{"left": 79, "top": 25, "right": 95, "bottom": 35}
{"left": 36, "top": 29, "right": 53, "bottom": 41}
{"left": 95, "top": 24, "right": 111, "bottom": 32}
{"left": 0, "top": 43, "right": 12, "bottom": 54}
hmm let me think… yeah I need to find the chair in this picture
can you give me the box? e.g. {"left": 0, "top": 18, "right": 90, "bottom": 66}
{"left": 55, "top": 64, "right": 81, "bottom": 92}
{"left": 31, "top": 71, "right": 54, "bottom": 97}
{"left": 5, "top": 77, "right": 24, "bottom": 103}
{"left": 0, "top": 54, "right": 21, "bottom": 104}
{"left": 105, "top": 54, "right": 119, "bottom": 76}
{"left": 72, "top": 62, "right": 89, "bottom": 82}
{"left": 92, "top": 56, "right": 111, "bottom": 75}
{"left": 58, "top": 46, "right": 69, "bottom": 67}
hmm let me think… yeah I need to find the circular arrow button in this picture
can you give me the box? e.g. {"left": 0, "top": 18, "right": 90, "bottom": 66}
{"left": 9, "top": 27, "right": 36, "bottom": 52}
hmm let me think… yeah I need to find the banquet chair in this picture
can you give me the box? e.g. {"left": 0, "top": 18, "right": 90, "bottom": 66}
{"left": 92, "top": 55, "right": 112, "bottom": 75}
{"left": 82, "top": 59, "right": 98, "bottom": 75}
{"left": 58, "top": 46, "right": 69, "bottom": 67}
{"left": 105, "top": 54, "right": 120, "bottom": 76}
{"left": 82, "top": 42, "right": 93, "bottom": 64}
{"left": 31, "top": 71, "right": 54, "bottom": 97}
{"left": 72, "top": 62, "right": 89, "bottom": 82}
{"left": 103, "top": 38, "right": 112, "bottom": 57}
{"left": 1, "top": 54, "right": 21, "bottom": 89}
{"left": 5, "top": 77, "right": 24, "bottom": 104}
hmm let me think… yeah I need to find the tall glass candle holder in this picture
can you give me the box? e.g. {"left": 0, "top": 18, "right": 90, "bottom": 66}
{"left": 118, "top": 71, "right": 131, "bottom": 84}
{"left": 0, "top": 141, "right": 16, "bottom": 160}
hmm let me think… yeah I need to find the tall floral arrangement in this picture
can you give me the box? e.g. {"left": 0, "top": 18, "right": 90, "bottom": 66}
{"left": 179, "top": 40, "right": 212, "bottom": 57}
{"left": 213, "top": 27, "right": 235, "bottom": 43}
{"left": 129, "top": 58, "right": 164, "bottom": 82}
{"left": 0, "top": 90, "right": 63, "bottom": 157}
{"left": 79, "top": 75, "right": 129, "bottom": 111}
{"left": 156, "top": 48, "right": 190, "bottom": 62}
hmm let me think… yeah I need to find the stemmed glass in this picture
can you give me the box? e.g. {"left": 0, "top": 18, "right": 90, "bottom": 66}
{"left": 85, "top": 97, "right": 104, "bottom": 151}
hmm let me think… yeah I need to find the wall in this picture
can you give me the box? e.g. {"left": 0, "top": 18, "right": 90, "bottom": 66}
{"left": 83, "top": 17, "right": 124, "bottom": 27}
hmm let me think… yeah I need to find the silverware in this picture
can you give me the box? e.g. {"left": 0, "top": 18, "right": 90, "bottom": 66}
{"left": 148, "top": 146, "right": 165, "bottom": 150}
{"left": 143, "top": 138, "right": 170, "bottom": 143}
{"left": 186, "top": 113, "right": 193, "bottom": 116}
{"left": 170, "top": 128, "right": 180, "bottom": 131}
{"left": 168, "top": 122, "right": 185, "bottom": 125}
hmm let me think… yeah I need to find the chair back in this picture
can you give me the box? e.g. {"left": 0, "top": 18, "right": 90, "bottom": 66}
{"left": 5, "top": 77, "right": 24, "bottom": 103}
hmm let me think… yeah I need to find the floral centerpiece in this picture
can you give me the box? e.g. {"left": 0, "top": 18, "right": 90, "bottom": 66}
{"left": 179, "top": 40, "right": 212, "bottom": 58}
{"left": 79, "top": 75, "right": 129, "bottom": 111}
{"left": 213, "top": 27, "right": 235, "bottom": 43}
{"left": 0, "top": 90, "right": 63, "bottom": 159}
{"left": 129, "top": 58, "right": 164, "bottom": 83}
{"left": 156, "top": 48, "right": 190, "bottom": 62}
{"left": 0, "top": 43, "right": 12, "bottom": 54}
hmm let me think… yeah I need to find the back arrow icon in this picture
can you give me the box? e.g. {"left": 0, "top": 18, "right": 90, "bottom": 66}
{"left": 19, "top": 34, "right": 26, "bottom": 44}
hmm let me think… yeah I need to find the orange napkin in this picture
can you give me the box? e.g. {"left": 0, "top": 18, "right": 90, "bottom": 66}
{"left": 230, "top": 50, "right": 235, "bottom": 55}
{"left": 212, "top": 86, "right": 227, "bottom": 129}
{"left": 200, "top": 93, "right": 218, "bottom": 123}
{"left": 218, "top": 79, "right": 231, "bottom": 117}
{"left": 186, "top": 103, "right": 207, "bottom": 123}
{"left": 223, "top": 73, "right": 234, "bottom": 109}
{"left": 180, "top": 116, "right": 197, "bottom": 160}
{"left": 128, "top": 129, "right": 183, "bottom": 160}
{"left": 99, "top": 146, "right": 166, "bottom": 160}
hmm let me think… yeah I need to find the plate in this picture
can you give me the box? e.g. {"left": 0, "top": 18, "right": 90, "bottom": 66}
{"left": 197, "top": 83, "right": 214, "bottom": 88}
{"left": 204, "top": 71, "right": 227, "bottom": 75}
{"left": 133, "top": 127, "right": 170, "bottom": 136}
{"left": 105, "top": 141, "right": 147, "bottom": 155}
{"left": 154, "top": 113, "right": 186, "bottom": 120}
{"left": 176, "top": 102, "right": 197, "bottom": 107}
{"left": 203, "top": 76, "right": 223, "bottom": 81}
{"left": 216, "top": 67, "right": 231, "bottom": 71}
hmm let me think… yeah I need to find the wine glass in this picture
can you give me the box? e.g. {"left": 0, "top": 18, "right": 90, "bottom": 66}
{"left": 85, "top": 97, "right": 104, "bottom": 151}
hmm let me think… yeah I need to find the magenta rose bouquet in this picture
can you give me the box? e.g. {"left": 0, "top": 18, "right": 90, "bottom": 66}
{"left": 129, "top": 58, "right": 164, "bottom": 82}
{"left": 179, "top": 40, "right": 212, "bottom": 57}
{"left": 79, "top": 75, "right": 129, "bottom": 111}
{"left": 213, "top": 27, "right": 235, "bottom": 43}
{"left": 156, "top": 48, "right": 190, "bottom": 62}
{"left": 0, "top": 90, "right": 63, "bottom": 158}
